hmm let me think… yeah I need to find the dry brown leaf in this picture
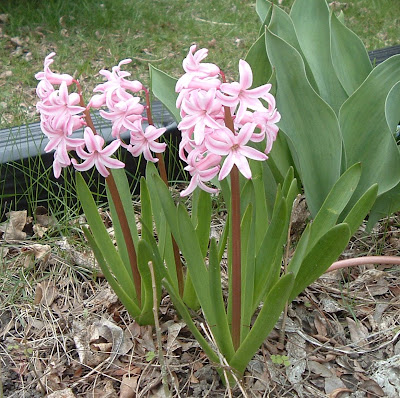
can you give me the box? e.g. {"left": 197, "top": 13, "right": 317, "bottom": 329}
{"left": 34, "top": 281, "right": 59, "bottom": 306}
{"left": 328, "top": 387, "right": 353, "bottom": 398}
{"left": 166, "top": 322, "right": 185, "bottom": 353}
{"left": 22, "top": 243, "right": 51, "bottom": 262}
{"left": 1, "top": 210, "right": 27, "bottom": 240}
{"left": 346, "top": 317, "right": 370, "bottom": 349}
{"left": 46, "top": 388, "right": 76, "bottom": 398}
{"left": 119, "top": 374, "right": 139, "bottom": 398}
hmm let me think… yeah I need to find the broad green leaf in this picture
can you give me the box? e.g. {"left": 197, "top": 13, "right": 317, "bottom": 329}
{"left": 330, "top": 12, "right": 372, "bottom": 96}
{"left": 230, "top": 273, "right": 294, "bottom": 375}
{"left": 368, "top": 182, "right": 400, "bottom": 229}
{"left": 290, "top": 0, "right": 348, "bottom": 113}
{"left": 245, "top": 33, "right": 272, "bottom": 87}
{"left": 256, "top": 0, "right": 272, "bottom": 23}
{"left": 149, "top": 65, "right": 180, "bottom": 122}
{"left": 340, "top": 55, "right": 400, "bottom": 205}
{"left": 342, "top": 183, "right": 378, "bottom": 236}
{"left": 289, "top": 223, "right": 351, "bottom": 302}
{"left": 208, "top": 238, "right": 235, "bottom": 361}
{"left": 265, "top": 28, "right": 342, "bottom": 217}
{"left": 76, "top": 173, "right": 136, "bottom": 299}
{"left": 385, "top": 80, "right": 400, "bottom": 133}
{"left": 82, "top": 227, "right": 141, "bottom": 318}
{"left": 268, "top": 5, "right": 318, "bottom": 92}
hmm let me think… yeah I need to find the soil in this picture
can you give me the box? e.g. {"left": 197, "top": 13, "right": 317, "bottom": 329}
{"left": 1, "top": 207, "right": 400, "bottom": 397}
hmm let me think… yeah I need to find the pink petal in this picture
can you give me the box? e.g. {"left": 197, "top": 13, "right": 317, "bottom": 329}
{"left": 238, "top": 60, "right": 253, "bottom": 89}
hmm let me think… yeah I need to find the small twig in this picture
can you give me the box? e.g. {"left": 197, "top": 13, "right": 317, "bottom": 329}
{"left": 148, "top": 261, "right": 172, "bottom": 398}
{"left": 200, "top": 323, "right": 249, "bottom": 398}
{"left": 192, "top": 15, "right": 236, "bottom": 26}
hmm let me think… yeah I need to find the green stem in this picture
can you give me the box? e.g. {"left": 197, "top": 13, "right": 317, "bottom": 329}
{"left": 78, "top": 90, "right": 142, "bottom": 305}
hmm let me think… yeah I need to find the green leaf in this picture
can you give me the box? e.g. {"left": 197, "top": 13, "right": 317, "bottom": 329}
{"left": 268, "top": 4, "right": 318, "bottom": 92}
{"left": 150, "top": 65, "right": 180, "bottom": 122}
{"left": 245, "top": 33, "right": 272, "bottom": 87}
{"left": 256, "top": 0, "right": 272, "bottom": 23}
{"left": 290, "top": 0, "right": 348, "bottom": 113}
{"left": 308, "top": 162, "right": 361, "bottom": 248}
{"left": 253, "top": 196, "right": 288, "bottom": 309}
{"left": 176, "top": 204, "right": 213, "bottom": 315}
{"left": 289, "top": 223, "right": 351, "bottom": 302}
{"left": 367, "top": 181, "right": 400, "bottom": 229}
{"left": 140, "top": 177, "right": 153, "bottom": 243}
{"left": 230, "top": 273, "right": 294, "bottom": 375}
{"left": 265, "top": 28, "right": 342, "bottom": 217}
{"left": 342, "top": 183, "right": 378, "bottom": 236}
{"left": 107, "top": 169, "right": 139, "bottom": 280}
{"left": 76, "top": 173, "right": 136, "bottom": 300}
{"left": 208, "top": 238, "right": 235, "bottom": 361}
{"left": 137, "top": 240, "right": 158, "bottom": 325}
{"left": 330, "top": 12, "right": 372, "bottom": 96}
{"left": 192, "top": 189, "right": 212, "bottom": 257}
{"left": 163, "top": 278, "right": 221, "bottom": 373}
{"left": 340, "top": 55, "right": 400, "bottom": 205}
{"left": 82, "top": 227, "right": 141, "bottom": 318}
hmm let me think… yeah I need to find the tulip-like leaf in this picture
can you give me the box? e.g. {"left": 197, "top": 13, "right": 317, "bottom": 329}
{"left": 330, "top": 12, "right": 372, "bottom": 96}
{"left": 288, "top": 223, "right": 351, "bottom": 302}
{"left": 255, "top": 0, "right": 272, "bottom": 23}
{"left": 230, "top": 273, "right": 294, "bottom": 375}
{"left": 290, "top": 0, "right": 348, "bottom": 113}
{"left": 265, "top": 28, "right": 342, "bottom": 217}
{"left": 149, "top": 65, "right": 180, "bottom": 122}
{"left": 340, "top": 55, "right": 400, "bottom": 207}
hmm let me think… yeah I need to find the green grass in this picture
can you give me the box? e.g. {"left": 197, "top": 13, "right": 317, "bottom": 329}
{"left": 0, "top": 0, "right": 398, "bottom": 127}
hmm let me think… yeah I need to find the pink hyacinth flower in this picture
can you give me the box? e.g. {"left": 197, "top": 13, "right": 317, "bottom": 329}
{"left": 178, "top": 89, "right": 224, "bottom": 146}
{"left": 36, "top": 81, "right": 86, "bottom": 135}
{"left": 99, "top": 96, "right": 144, "bottom": 138}
{"left": 72, "top": 127, "right": 125, "bottom": 177}
{"left": 218, "top": 59, "right": 274, "bottom": 123}
{"left": 206, "top": 123, "right": 267, "bottom": 180}
{"left": 126, "top": 125, "right": 167, "bottom": 163}
{"left": 180, "top": 150, "right": 221, "bottom": 197}
{"left": 35, "top": 52, "right": 74, "bottom": 85}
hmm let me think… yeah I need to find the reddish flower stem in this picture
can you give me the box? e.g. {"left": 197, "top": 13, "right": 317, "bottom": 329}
{"left": 143, "top": 88, "right": 184, "bottom": 297}
{"left": 77, "top": 88, "right": 142, "bottom": 305}
{"left": 223, "top": 104, "right": 241, "bottom": 350}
